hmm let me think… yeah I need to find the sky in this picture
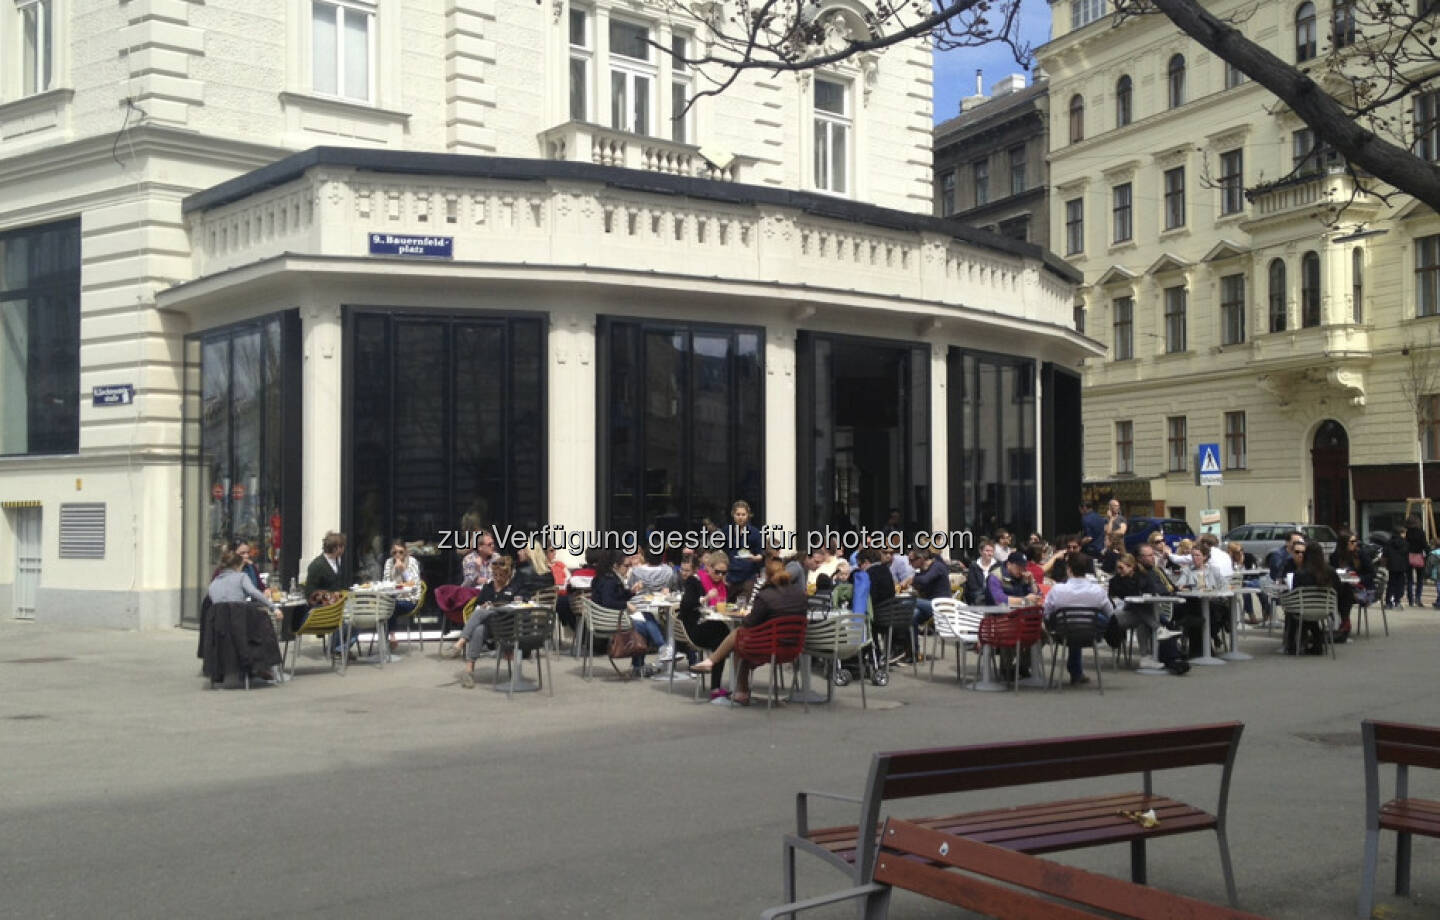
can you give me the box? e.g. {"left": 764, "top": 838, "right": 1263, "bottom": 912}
{"left": 932, "top": 0, "right": 1052, "bottom": 123}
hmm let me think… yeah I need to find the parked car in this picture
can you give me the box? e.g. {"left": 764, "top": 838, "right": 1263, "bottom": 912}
{"left": 1223, "top": 523, "right": 1338, "bottom": 565}
{"left": 1123, "top": 517, "right": 1196, "bottom": 553}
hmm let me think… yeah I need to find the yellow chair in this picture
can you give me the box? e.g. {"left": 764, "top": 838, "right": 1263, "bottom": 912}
{"left": 286, "top": 591, "right": 350, "bottom": 678}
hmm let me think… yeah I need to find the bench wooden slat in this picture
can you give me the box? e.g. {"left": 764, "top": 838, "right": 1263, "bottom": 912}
{"left": 978, "top": 812, "right": 1221, "bottom": 855}
{"left": 1380, "top": 800, "right": 1440, "bottom": 837}
{"left": 1375, "top": 741, "right": 1440, "bottom": 771}
{"left": 1372, "top": 720, "right": 1440, "bottom": 751}
{"left": 885, "top": 742, "right": 1236, "bottom": 798}
{"left": 876, "top": 818, "right": 1266, "bottom": 920}
{"left": 926, "top": 796, "right": 1201, "bottom": 835}
{"left": 875, "top": 855, "right": 1105, "bottom": 920}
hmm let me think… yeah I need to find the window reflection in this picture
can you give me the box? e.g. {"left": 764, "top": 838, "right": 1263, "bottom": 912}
{"left": 0, "top": 219, "right": 79, "bottom": 456}
{"left": 948, "top": 349, "right": 1036, "bottom": 538}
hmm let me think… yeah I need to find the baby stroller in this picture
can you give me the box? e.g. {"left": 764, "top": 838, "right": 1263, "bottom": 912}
{"left": 825, "top": 584, "right": 893, "bottom": 688}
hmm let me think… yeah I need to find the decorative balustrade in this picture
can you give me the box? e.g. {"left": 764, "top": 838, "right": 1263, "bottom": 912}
{"left": 1250, "top": 169, "right": 1370, "bottom": 219}
{"left": 539, "top": 120, "right": 746, "bottom": 182}
{"left": 185, "top": 164, "right": 1072, "bottom": 328}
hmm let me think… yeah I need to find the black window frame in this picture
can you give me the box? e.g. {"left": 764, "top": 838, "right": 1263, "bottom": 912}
{"left": 1163, "top": 166, "right": 1186, "bottom": 230}
{"left": 1065, "top": 197, "right": 1084, "bottom": 255}
{"left": 1269, "top": 257, "right": 1288, "bottom": 331}
{"left": 1164, "top": 285, "right": 1187, "bottom": 353}
{"left": 1296, "top": 1, "right": 1317, "bottom": 61}
{"left": 1221, "top": 272, "right": 1246, "bottom": 346}
{"left": 1301, "top": 250, "right": 1322, "bottom": 327}
{"left": 1417, "top": 234, "right": 1440, "bottom": 317}
{"left": 1115, "top": 74, "right": 1132, "bottom": 127}
{"left": 1219, "top": 149, "right": 1244, "bottom": 215}
{"left": 1112, "top": 182, "right": 1133, "bottom": 243}
{"left": 1167, "top": 54, "right": 1186, "bottom": 108}
{"left": 1112, "top": 295, "right": 1134, "bottom": 361}
{"left": 1069, "top": 94, "right": 1085, "bottom": 143}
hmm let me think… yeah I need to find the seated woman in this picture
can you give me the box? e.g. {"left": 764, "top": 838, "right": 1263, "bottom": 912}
{"left": 1107, "top": 553, "right": 1155, "bottom": 659}
{"left": 628, "top": 548, "right": 679, "bottom": 594}
{"left": 206, "top": 548, "right": 281, "bottom": 682}
{"left": 1171, "top": 542, "right": 1228, "bottom": 656}
{"left": 381, "top": 541, "right": 421, "bottom": 654}
{"left": 588, "top": 548, "right": 663, "bottom": 677}
{"left": 1328, "top": 527, "right": 1369, "bottom": 642}
{"left": 1288, "top": 542, "right": 1338, "bottom": 654}
{"left": 677, "top": 554, "right": 734, "bottom": 697}
{"left": 690, "top": 557, "right": 807, "bottom": 705}
{"left": 444, "top": 556, "right": 533, "bottom": 687}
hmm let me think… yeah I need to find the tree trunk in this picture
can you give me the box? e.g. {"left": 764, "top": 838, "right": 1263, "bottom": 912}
{"left": 1148, "top": 0, "right": 1440, "bottom": 215}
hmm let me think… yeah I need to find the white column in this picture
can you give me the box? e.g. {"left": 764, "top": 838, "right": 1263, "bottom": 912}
{"left": 929, "top": 342, "right": 948, "bottom": 538}
{"left": 765, "top": 324, "right": 798, "bottom": 544}
{"left": 549, "top": 306, "right": 597, "bottom": 565}
{"left": 300, "top": 301, "right": 343, "bottom": 572}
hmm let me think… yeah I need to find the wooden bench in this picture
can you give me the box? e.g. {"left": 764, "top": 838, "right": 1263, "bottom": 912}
{"left": 763, "top": 817, "right": 1266, "bottom": 919}
{"left": 1359, "top": 719, "right": 1440, "bottom": 918}
{"left": 780, "top": 723, "right": 1243, "bottom": 917}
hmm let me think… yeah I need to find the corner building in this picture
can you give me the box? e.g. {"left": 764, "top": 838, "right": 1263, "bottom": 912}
{"left": 1040, "top": 0, "right": 1440, "bottom": 537}
{"left": 0, "top": 0, "right": 1094, "bottom": 628}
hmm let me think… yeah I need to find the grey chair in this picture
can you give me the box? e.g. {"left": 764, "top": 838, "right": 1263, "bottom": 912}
{"left": 487, "top": 605, "right": 555, "bottom": 699}
{"left": 1044, "top": 607, "right": 1107, "bottom": 694}
{"left": 1356, "top": 570, "right": 1389, "bottom": 638}
{"left": 1278, "top": 587, "right": 1338, "bottom": 658}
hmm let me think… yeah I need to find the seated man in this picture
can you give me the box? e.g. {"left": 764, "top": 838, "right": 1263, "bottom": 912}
{"left": 987, "top": 552, "right": 1040, "bottom": 607}
{"left": 304, "top": 530, "right": 348, "bottom": 653}
{"left": 443, "top": 557, "right": 531, "bottom": 688}
{"left": 1042, "top": 552, "right": 1112, "bottom": 686}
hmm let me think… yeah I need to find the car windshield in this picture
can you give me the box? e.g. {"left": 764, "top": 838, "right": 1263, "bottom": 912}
{"left": 1304, "top": 526, "right": 1337, "bottom": 543}
{"left": 1163, "top": 521, "right": 1192, "bottom": 536}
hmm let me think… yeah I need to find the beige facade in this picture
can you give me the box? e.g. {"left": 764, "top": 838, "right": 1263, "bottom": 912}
{"left": 0, "top": 1, "right": 1092, "bottom": 628}
{"left": 1038, "top": 0, "right": 1440, "bottom": 537}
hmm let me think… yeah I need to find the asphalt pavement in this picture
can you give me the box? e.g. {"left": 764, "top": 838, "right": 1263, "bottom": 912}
{"left": 2, "top": 605, "right": 1438, "bottom": 919}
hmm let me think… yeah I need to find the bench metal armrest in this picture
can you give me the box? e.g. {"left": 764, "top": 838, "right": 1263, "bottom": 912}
{"left": 759, "top": 883, "right": 887, "bottom": 920}
{"left": 795, "top": 789, "right": 863, "bottom": 836}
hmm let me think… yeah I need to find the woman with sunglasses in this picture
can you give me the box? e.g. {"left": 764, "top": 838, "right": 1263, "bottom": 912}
{"left": 379, "top": 540, "right": 422, "bottom": 654}
{"left": 1328, "top": 528, "right": 1369, "bottom": 642}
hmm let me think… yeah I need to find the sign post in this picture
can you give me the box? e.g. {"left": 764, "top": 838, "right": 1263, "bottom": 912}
{"left": 1197, "top": 443, "right": 1223, "bottom": 533}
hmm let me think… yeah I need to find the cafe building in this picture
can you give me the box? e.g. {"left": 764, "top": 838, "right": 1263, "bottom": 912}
{"left": 0, "top": 0, "right": 1096, "bottom": 629}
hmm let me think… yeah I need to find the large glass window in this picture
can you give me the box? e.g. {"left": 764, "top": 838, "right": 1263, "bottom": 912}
{"left": 602, "top": 320, "right": 763, "bottom": 535}
{"left": 814, "top": 78, "right": 850, "bottom": 194}
{"left": 19, "top": 0, "right": 52, "bottom": 96}
{"left": 1221, "top": 273, "right": 1246, "bottom": 345}
{"left": 1220, "top": 149, "right": 1244, "bottom": 215}
{"left": 1164, "top": 285, "right": 1187, "bottom": 353}
{"left": 1301, "top": 250, "right": 1321, "bottom": 326}
{"left": 347, "top": 311, "right": 546, "bottom": 583}
{"left": 1418, "top": 235, "right": 1440, "bottom": 316}
{"left": 1112, "top": 183, "right": 1132, "bottom": 243}
{"left": 1296, "top": 2, "right": 1317, "bottom": 61}
{"left": 569, "top": 7, "right": 591, "bottom": 121}
{"left": 1269, "top": 258, "right": 1288, "bottom": 331}
{"left": 0, "top": 218, "right": 79, "bottom": 456}
{"left": 1112, "top": 295, "right": 1134, "bottom": 360}
{"left": 948, "top": 349, "right": 1035, "bottom": 538}
{"left": 312, "top": 0, "right": 373, "bottom": 102}
{"left": 609, "top": 18, "right": 654, "bottom": 135}
{"left": 181, "top": 312, "right": 301, "bottom": 626}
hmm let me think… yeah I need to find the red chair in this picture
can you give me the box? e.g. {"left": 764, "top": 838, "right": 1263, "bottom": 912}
{"left": 977, "top": 607, "right": 1045, "bottom": 692}
{"left": 734, "top": 615, "right": 809, "bottom": 712}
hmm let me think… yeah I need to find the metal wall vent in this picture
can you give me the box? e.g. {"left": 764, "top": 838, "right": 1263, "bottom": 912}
{"left": 58, "top": 503, "right": 105, "bottom": 559}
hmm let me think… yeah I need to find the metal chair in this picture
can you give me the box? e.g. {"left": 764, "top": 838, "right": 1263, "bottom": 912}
{"left": 487, "top": 605, "right": 555, "bottom": 699}
{"left": 399, "top": 580, "right": 429, "bottom": 652}
{"left": 664, "top": 609, "right": 708, "bottom": 700}
{"left": 1278, "top": 587, "right": 1339, "bottom": 658}
{"left": 1045, "top": 607, "right": 1107, "bottom": 694}
{"left": 1356, "top": 570, "right": 1389, "bottom": 638}
{"left": 802, "top": 610, "right": 869, "bottom": 708}
{"left": 871, "top": 596, "right": 919, "bottom": 679}
{"left": 580, "top": 596, "right": 633, "bottom": 680}
{"left": 734, "top": 615, "right": 809, "bottom": 712}
{"left": 285, "top": 591, "right": 349, "bottom": 678}
{"left": 927, "top": 599, "right": 978, "bottom": 685}
{"left": 344, "top": 593, "right": 397, "bottom": 667}
{"left": 976, "top": 608, "right": 1044, "bottom": 692}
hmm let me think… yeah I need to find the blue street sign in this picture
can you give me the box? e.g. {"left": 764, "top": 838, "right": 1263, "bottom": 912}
{"left": 1198, "top": 443, "right": 1223, "bottom": 486}
{"left": 368, "top": 233, "right": 453, "bottom": 258}
{"left": 92, "top": 384, "right": 134, "bottom": 407}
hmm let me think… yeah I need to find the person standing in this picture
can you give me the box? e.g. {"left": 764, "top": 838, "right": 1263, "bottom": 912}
{"left": 1405, "top": 515, "right": 1430, "bottom": 606}
{"left": 724, "top": 500, "right": 764, "bottom": 603}
{"left": 1384, "top": 529, "right": 1410, "bottom": 609}
{"left": 1103, "top": 499, "right": 1128, "bottom": 545}
{"left": 1078, "top": 502, "right": 1106, "bottom": 557}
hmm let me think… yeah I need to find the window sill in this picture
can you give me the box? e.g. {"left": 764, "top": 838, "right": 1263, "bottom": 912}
{"left": 0, "top": 87, "right": 74, "bottom": 142}
{"left": 1215, "top": 210, "right": 1246, "bottom": 225}
{"left": 1159, "top": 226, "right": 1189, "bottom": 240}
{"left": 1108, "top": 239, "right": 1136, "bottom": 253}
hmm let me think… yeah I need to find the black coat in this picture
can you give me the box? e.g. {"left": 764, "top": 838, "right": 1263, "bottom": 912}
{"left": 198, "top": 600, "right": 283, "bottom": 685}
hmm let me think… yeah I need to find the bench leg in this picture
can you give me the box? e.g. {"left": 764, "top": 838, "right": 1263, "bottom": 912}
{"left": 1395, "top": 831, "right": 1412, "bottom": 896}
{"left": 1130, "top": 838, "right": 1146, "bottom": 885}
{"left": 1358, "top": 827, "right": 1379, "bottom": 919}
{"left": 860, "top": 885, "right": 890, "bottom": 920}
{"left": 782, "top": 840, "right": 798, "bottom": 918}
{"left": 1216, "top": 826, "right": 1239, "bottom": 907}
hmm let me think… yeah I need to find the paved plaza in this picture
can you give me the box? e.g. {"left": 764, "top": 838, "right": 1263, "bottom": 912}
{"left": 2, "top": 609, "right": 1439, "bottom": 919}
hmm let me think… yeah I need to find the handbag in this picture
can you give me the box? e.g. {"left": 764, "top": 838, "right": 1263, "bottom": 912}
{"left": 607, "top": 620, "right": 651, "bottom": 660}
{"left": 1409, "top": 552, "right": 1425, "bottom": 569}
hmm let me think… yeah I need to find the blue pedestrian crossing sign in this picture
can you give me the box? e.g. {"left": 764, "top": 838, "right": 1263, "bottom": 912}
{"left": 1198, "top": 443, "right": 1223, "bottom": 486}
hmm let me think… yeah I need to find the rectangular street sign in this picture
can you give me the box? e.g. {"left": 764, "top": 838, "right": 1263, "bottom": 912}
{"left": 92, "top": 384, "right": 134, "bottom": 407}
{"left": 368, "top": 233, "right": 453, "bottom": 259}
{"left": 1198, "top": 442, "right": 1223, "bottom": 486}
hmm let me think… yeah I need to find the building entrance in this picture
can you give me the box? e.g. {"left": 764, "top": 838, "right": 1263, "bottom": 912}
{"left": 1312, "top": 419, "right": 1350, "bottom": 528}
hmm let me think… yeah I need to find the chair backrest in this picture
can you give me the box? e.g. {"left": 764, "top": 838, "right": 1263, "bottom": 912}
{"left": 1048, "top": 607, "right": 1107, "bottom": 645}
{"left": 1279, "top": 587, "right": 1338, "bottom": 621}
{"left": 871, "top": 818, "right": 1266, "bottom": 920}
{"left": 806, "top": 596, "right": 832, "bottom": 619}
{"left": 735, "top": 615, "right": 807, "bottom": 665}
{"left": 299, "top": 592, "right": 349, "bottom": 634}
{"left": 1365, "top": 719, "right": 1440, "bottom": 768}
{"left": 414, "top": 580, "right": 429, "bottom": 612}
{"left": 460, "top": 597, "right": 478, "bottom": 624}
{"left": 583, "top": 596, "right": 629, "bottom": 633}
{"left": 872, "top": 596, "right": 917, "bottom": 628}
{"left": 531, "top": 585, "right": 558, "bottom": 610}
{"left": 348, "top": 593, "right": 397, "bottom": 624}
{"left": 804, "top": 609, "right": 866, "bottom": 658}
{"left": 929, "top": 604, "right": 967, "bottom": 641}
{"left": 490, "top": 605, "right": 553, "bottom": 650}
{"left": 954, "top": 606, "right": 987, "bottom": 634}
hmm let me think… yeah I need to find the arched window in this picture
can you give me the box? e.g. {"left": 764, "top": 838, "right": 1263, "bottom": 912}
{"left": 1069, "top": 94, "right": 1085, "bottom": 143}
{"left": 1268, "top": 258, "right": 1287, "bottom": 332}
{"left": 1167, "top": 54, "right": 1186, "bottom": 108}
{"left": 1296, "top": 2, "right": 1317, "bottom": 61}
{"left": 1351, "top": 247, "right": 1364, "bottom": 323}
{"left": 1115, "top": 75, "right": 1132, "bottom": 127}
{"left": 1301, "top": 251, "right": 1321, "bottom": 326}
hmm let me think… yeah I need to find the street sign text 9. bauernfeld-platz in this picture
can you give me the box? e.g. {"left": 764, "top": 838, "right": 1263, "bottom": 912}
{"left": 368, "top": 233, "right": 453, "bottom": 258}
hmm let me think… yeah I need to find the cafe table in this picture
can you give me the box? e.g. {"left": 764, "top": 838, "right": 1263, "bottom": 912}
{"left": 701, "top": 606, "right": 749, "bottom": 705}
{"left": 633, "top": 593, "right": 686, "bottom": 682}
{"left": 349, "top": 582, "right": 422, "bottom": 662}
{"left": 962, "top": 604, "right": 1021, "bottom": 692}
{"left": 1121, "top": 595, "right": 1184, "bottom": 676}
{"left": 1176, "top": 589, "right": 1234, "bottom": 666}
